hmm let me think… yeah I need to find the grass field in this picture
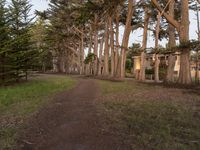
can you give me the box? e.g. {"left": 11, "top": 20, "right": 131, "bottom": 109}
{"left": 98, "top": 80, "right": 200, "bottom": 150}
{"left": 0, "top": 75, "right": 76, "bottom": 149}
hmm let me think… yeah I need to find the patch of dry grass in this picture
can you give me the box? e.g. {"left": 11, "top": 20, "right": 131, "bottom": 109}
{"left": 97, "top": 80, "right": 200, "bottom": 149}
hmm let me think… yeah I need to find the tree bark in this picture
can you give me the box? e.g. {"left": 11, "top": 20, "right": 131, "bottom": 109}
{"left": 80, "top": 30, "right": 85, "bottom": 75}
{"left": 86, "top": 25, "right": 93, "bottom": 75}
{"left": 115, "top": 6, "right": 121, "bottom": 77}
{"left": 103, "top": 19, "right": 110, "bottom": 76}
{"left": 98, "top": 37, "right": 104, "bottom": 76}
{"left": 166, "top": 54, "right": 176, "bottom": 82}
{"left": 120, "top": 0, "right": 135, "bottom": 78}
{"left": 139, "top": 7, "right": 150, "bottom": 81}
{"left": 109, "top": 16, "right": 115, "bottom": 77}
{"left": 154, "top": 11, "right": 161, "bottom": 83}
{"left": 177, "top": 0, "right": 191, "bottom": 84}
{"left": 93, "top": 14, "right": 98, "bottom": 76}
{"left": 166, "top": 0, "right": 176, "bottom": 83}
{"left": 195, "top": 1, "right": 200, "bottom": 83}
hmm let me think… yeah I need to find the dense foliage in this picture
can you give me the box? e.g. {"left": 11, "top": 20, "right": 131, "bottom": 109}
{"left": 0, "top": 0, "right": 51, "bottom": 85}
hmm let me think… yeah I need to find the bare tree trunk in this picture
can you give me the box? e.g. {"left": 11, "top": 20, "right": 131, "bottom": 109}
{"left": 177, "top": 0, "right": 191, "bottom": 84}
{"left": 178, "top": 50, "right": 191, "bottom": 84}
{"left": 139, "top": 7, "right": 149, "bottom": 81}
{"left": 78, "top": 43, "right": 81, "bottom": 74}
{"left": 98, "top": 37, "right": 104, "bottom": 76}
{"left": 93, "top": 14, "right": 98, "bottom": 76}
{"left": 166, "top": 54, "right": 176, "bottom": 82}
{"left": 80, "top": 30, "right": 85, "bottom": 75}
{"left": 89, "top": 25, "right": 93, "bottom": 54}
{"left": 120, "top": 0, "right": 135, "bottom": 78}
{"left": 103, "top": 19, "right": 110, "bottom": 76}
{"left": 115, "top": 6, "right": 121, "bottom": 77}
{"left": 154, "top": 54, "right": 160, "bottom": 82}
{"left": 195, "top": 1, "right": 200, "bottom": 84}
{"left": 154, "top": 11, "right": 161, "bottom": 83}
{"left": 166, "top": 0, "right": 176, "bottom": 83}
{"left": 86, "top": 26, "right": 93, "bottom": 75}
{"left": 109, "top": 16, "right": 115, "bottom": 77}
{"left": 195, "top": 50, "right": 199, "bottom": 84}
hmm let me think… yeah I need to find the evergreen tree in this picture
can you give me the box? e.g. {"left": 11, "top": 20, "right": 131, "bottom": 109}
{"left": 0, "top": 0, "right": 10, "bottom": 83}
{"left": 31, "top": 18, "right": 52, "bottom": 72}
{"left": 8, "top": 0, "right": 34, "bottom": 81}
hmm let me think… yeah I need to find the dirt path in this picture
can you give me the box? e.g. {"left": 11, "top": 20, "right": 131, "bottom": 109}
{"left": 17, "top": 78, "right": 130, "bottom": 150}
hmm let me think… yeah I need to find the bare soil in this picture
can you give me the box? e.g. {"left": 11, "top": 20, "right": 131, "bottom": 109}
{"left": 16, "top": 78, "right": 130, "bottom": 150}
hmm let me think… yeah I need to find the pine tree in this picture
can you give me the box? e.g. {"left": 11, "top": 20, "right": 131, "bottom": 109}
{"left": 0, "top": 0, "right": 10, "bottom": 84}
{"left": 8, "top": 0, "right": 34, "bottom": 81}
{"left": 31, "top": 18, "right": 52, "bottom": 72}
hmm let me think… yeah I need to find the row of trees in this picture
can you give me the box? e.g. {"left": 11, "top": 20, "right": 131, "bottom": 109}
{"left": 1, "top": 0, "right": 199, "bottom": 85}
{"left": 45, "top": 0, "right": 199, "bottom": 85}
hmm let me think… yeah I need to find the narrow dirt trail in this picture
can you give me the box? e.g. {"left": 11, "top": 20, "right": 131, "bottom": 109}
{"left": 17, "top": 78, "right": 130, "bottom": 150}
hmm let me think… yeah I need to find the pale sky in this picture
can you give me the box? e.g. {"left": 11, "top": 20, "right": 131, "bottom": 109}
{"left": 30, "top": 0, "right": 49, "bottom": 13}
{"left": 31, "top": 0, "right": 199, "bottom": 48}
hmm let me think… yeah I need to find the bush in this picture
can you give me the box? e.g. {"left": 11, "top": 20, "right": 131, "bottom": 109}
{"left": 145, "top": 68, "right": 167, "bottom": 80}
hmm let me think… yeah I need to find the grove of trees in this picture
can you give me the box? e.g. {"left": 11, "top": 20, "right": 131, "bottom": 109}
{"left": 0, "top": 0, "right": 200, "bottom": 85}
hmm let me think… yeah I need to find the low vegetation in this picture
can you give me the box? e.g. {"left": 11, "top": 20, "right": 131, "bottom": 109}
{"left": 0, "top": 75, "right": 76, "bottom": 149}
{"left": 98, "top": 80, "right": 200, "bottom": 149}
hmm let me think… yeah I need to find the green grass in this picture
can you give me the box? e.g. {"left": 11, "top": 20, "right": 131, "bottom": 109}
{"left": 98, "top": 80, "right": 200, "bottom": 150}
{"left": 0, "top": 75, "right": 76, "bottom": 150}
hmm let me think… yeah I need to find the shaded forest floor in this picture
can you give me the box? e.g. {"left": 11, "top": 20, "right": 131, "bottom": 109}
{"left": 0, "top": 75, "right": 200, "bottom": 149}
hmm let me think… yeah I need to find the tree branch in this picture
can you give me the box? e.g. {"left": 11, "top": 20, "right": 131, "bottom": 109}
{"left": 131, "top": 23, "right": 144, "bottom": 31}
{"left": 151, "top": 0, "right": 180, "bottom": 31}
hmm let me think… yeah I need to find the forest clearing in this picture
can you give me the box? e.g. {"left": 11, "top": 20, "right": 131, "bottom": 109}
{"left": 0, "top": 0, "right": 200, "bottom": 149}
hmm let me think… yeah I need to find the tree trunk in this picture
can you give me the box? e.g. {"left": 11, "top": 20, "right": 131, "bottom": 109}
{"left": 177, "top": 0, "right": 192, "bottom": 84}
{"left": 166, "top": 54, "right": 176, "bottom": 82}
{"left": 154, "top": 54, "right": 160, "bottom": 82}
{"left": 154, "top": 11, "right": 161, "bottom": 83}
{"left": 115, "top": 6, "right": 121, "bottom": 77}
{"left": 86, "top": 26, "right": 93, "bottom": 75}
{"left": 195, "top": 1, "right": 200, "bottom": 84}
{"left": 139, "top": 7, "right": 149, "bottom": 81}
{"left": 195, "top": 50, "right": 199, "bottom": 84}
{"left": 93, "top": 14, "right": 98, "bottom": 76}
{"left": 80, "top": 30, "right": 85, "bottom": 75}
{"left": 52, "top": 50, "right": 58, "bottom": 73}
{"left": 139, "top": 52, "right": 146, "bottom": 80}
{"left": 98, "top": 37, "right": 104, "bottom": 76}
{"left": 166, "top": 0, "right": 176, "bottom": 83}
{"left": 109, "top": 16, "right": 115, "bottom": 77}
{"left": 103, "top": 19, "right": 110, "bottom": 76}
{"left": 120, "top": 0, "right": 135, "bottom": 78}
{"left": 178, "top": 50, "right": 191, "bottom": 84}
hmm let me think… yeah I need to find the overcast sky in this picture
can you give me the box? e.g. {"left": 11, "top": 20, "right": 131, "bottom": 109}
{"left": 30, "top": 0, "right": 199, "bottom": 48}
